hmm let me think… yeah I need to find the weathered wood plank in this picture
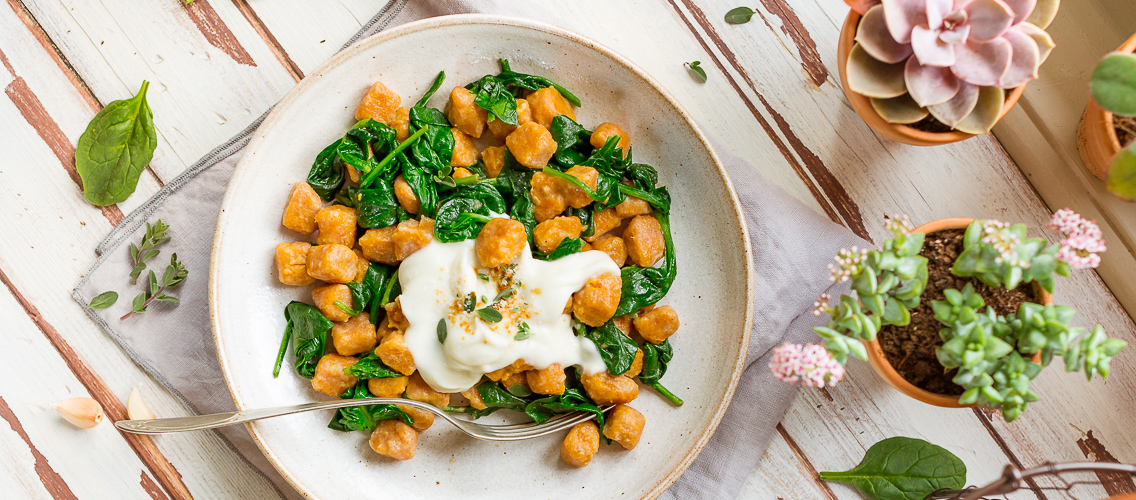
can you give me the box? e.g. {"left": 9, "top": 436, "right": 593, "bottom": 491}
{"left": 17, "top": 0, "right": 298, "bottom": 183}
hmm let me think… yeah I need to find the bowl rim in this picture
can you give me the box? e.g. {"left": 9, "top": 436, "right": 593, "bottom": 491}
{"left": 209, "top": 13, "right": 755, "bottom": 499}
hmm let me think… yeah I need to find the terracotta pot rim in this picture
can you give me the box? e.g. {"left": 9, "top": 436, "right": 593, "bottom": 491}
{"left": 863, "top": 217, "right": 1051, "bottom": 409}
{"left": 837, "top": 11, "right": 1026, "bottom": 146}
{"left": 1087, "top": 34, "right": 1136, "bottom": 156}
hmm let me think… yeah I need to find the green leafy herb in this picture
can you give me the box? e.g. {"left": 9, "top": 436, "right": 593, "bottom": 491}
{"left": 88, "top": 291, "right": 118, "bottom": 309}
{"left": 477, "top": 273, "right": 490, "bottom": 281}
{"left": 121, "top": 253, "right": 187, "bottom": 320}
{"left": 462, "top": 292, "right": 477, "bottom": 312}
{"left": 724, "top": 6, "right": 756, "bottom": 24}
{"left": 437, "top": 318, "right": 448, "bottom": 344}
{"left": 345, "top": 353, "right": 403, "bottom": 380}
{"left": 276, "top": 301, "right": 334, "bottom": 378}
{"left": 476, "top": 307, "right": 503, "bottom": 323}
{"left": 75, "top": 81, "right": 157, "bottom": 206}
{"left": 819, "top": 437, "right": 966, "bottom": 500}
{"left": 685, "top": 61, "right": 708, "bottom": 83}
{"left": 640, "top": 340, "right": 683, "bottom": 405}
{"left": 492, "top": 287, "right": 516, "bottom": 303}
{"left": 514, "top": 322, "right": 532, "bottom": 341}
{"left": 334, "top": 300, "right": 361, "bottom": 317}
{"left": 327, "top": 383, "right": 413, "bottom": 432}
{"left": 128, "top": 219, "right": 170, "bottom": 283}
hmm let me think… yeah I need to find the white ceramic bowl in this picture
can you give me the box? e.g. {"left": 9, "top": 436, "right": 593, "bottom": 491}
{"left": 211, "top": 15, "right": 753, "bottom": 499}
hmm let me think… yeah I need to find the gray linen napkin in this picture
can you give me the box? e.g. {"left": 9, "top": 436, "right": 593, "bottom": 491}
{"left": 73, "top": 1, "right": 868, "bottom": 498}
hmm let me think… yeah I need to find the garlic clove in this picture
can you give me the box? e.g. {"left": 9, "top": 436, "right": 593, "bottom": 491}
{"left": 53, "top": 397, "right": 105, "bottom": 429}
{"left": 126, "top": 385, "right": 156, "bottom": 420}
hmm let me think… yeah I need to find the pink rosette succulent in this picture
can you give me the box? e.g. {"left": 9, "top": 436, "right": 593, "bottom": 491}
{"left": 844, "top": 0, "right": 1058, "bottom": 132}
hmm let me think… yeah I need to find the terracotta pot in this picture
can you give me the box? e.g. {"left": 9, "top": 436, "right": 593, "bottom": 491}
{"left": 863, "top": 218, "right": 1051, "bottom": 409}
{"left": 1076, "top": 32, "right": 1136, "bottom": 180}
{"left": 837, "top": 11, "right": 1027, "bottom": 147}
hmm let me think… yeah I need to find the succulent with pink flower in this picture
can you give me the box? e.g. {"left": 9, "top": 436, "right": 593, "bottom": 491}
{"left": 769, "top": 343, "right": 846, "bottom": 388}
{"left": 844, "top": 0, "right": 1058, "bottom": 132}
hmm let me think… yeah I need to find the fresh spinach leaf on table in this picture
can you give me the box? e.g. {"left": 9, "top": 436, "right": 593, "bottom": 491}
{"left": 76, "top": 81, "right": 157, "bottom": 206}
{"left": 327, "top": 383, "right": 414, "bottom": 432}
{"left": 275, "top": 301, "right": 334, "bottom": 378}
{"left": 345, "top": 353, "right": 403, "bottom": 379}
{"left": 819, "top": 437, "right": 966, "bottom": 500}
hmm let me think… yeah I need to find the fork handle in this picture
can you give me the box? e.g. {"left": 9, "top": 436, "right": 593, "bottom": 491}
{"left": 114, "top": 398, "right": 437, "bottom": 434}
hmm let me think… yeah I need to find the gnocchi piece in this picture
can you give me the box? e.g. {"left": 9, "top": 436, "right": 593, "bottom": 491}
{"left": 275, "top": 242, "right": 316, "bottom": 286}
{"left": 369, "top": 419, "right": 417, "bottom": 461}
{"left": 367, "top": 376, "right": 409, "bottom": 398}
{"left": 533, "top": 216, "right": 583, "bottom": 255}
{"left": 384, "top": 299, "right": 410, "bottom": 332}
{"left": 355, "top": 81, "right": 402, "bottom": 125}
{"left": 634, "top": 305, "right": 680, "bottom": 344}
{"left": 505, "top": 122, "right": 556, "bottom": 169}
{"left": 624, "top": 215, "right": 665, "bottom": 267}
{"left": 315, "top": 205, "right": 358, "bottom": 247}
{"left": 581, "top": 370, "right": 639, "bottom": 405}
{"left": 584, "top": 208, "right": 623, "bottom": 242}
{"left": 487, "top": 98, "right": 533, "bottom": 138}
{"left": 485, "top": 359, "right": 533, "bottom": 382}
{"left": 406, "top": 373, "right": 451, "bottom": 409}
{"left": 391, "top": 106, "right": 410, "bottom": 141}
{"left": 311, "top": 354, "right": 358, "bottom": 397}
{"left": 572, "top": 273, "right": 622, "bottom": 327}
{"left": 450, "top": 127, "right": 478, "bottom": 167}
{"left": 452, "top": 167, "right": 474, "bottom": 179}
{"left": 602, "top": 404, "right": 645, "bottom": 450}
{"left": 445, "top": 86, "right": 488, "bottom": 138}
{"left": 282, "top": 182, "right": 323, "bottom": 234}
{"left": 481, "top": 146, "right": 505, "bottom": 178}
{"left": 376, "top": 331, "right": 416, "bottom": 376}
{"left": 475, "top": 218, "right": 527, "bottom": 268}
{"left": 625, "top": 349, "right": 644, "bottom": 378}
{"left": 499, "top": 372, "right": 527, "bottom": 391}
{"left": 526, "top": 363, "right": 566, "bottom": 396}
{"left": 562, "top": 165, "right": 599, "bottom": 209}
{"left": 359, "top": 226, "right": 399, "bottom": 265}
{"left": 615, "top": 195, "right": 652, "bottom": 218}
{"left": 461, "top": 384, "right": 487, "bottom": 410}
{"left": 392, "top": 217, "right": 435, "bottom": 261}
{"left": 352, "top": 248, "right": 370, "bottom": 283}
{"left": 526, "top": 87, "right": 575, "bottom": 128}
{"left": 397, "top": 404, "right": 435, "bottom": 432}
{"left": 311, "top": 284, "right": 353, "bottom": 322}
{"left": 590, "top": 235, "right": 627, "bottom": 267}
{"left": 530, "top": 172, "right": 569, "bottom": 222}
{"left": 393, "top": 175, "right": 420, "bottom": 215}
{"left": 306, "top": 244, "right": 358, "bottom": 284}
{"left": 331, "top": 312, "right": 378, "bottom": 356}
{"left": 590, "top": 122, "right": 630, "bottom": 155}
{"left": 560, "top": 421, "right": 600, "bottom": 467}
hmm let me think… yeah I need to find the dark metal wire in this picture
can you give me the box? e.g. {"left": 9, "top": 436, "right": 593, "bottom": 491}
{"left": 927, "top": 462, "right": 1136, "bottom": 500}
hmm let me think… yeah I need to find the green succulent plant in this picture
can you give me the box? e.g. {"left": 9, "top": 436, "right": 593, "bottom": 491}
{"left": 951, "top": 219, "right": 1069, "bottom": 294}
{"left": 1089, "top": 52, "right": 1136, "bottom": 202}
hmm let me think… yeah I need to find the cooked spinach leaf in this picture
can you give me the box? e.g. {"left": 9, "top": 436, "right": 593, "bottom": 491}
{"left": 549, "top": 115, "right": 593, "bottom": 167}
{"left": 614, "top": 213, "right": 676, "bottom": 316}
{"left": 407, "top": 106, "right": 454, "bottom": 175}
{"left": 345, "top": 353, "right": 403, "bottom": 379}
{"left": 76, "top": 81, "right": 157, "bottom": 206}
{"left": 625, "top": 163, "right": 659, "bottom": 189}
{"left": 356, "top": 183, "right": 403, "bottom": 229}
{"left": 415, "top": 71, "right": 446, "bottom": 108}
{"left": 466, "top": 75, "right": 519, "bottom": 125}
{"left": 399, "top": 152, "right": 439, "bottom": 217}
{"left": 327, "top": 383, "right": 413, "bottom": 432}
{"left": 364, "top": 263, "right": 395, "bottom": 326}
{"left": 537, "top": 237, "right": 584, "bottom": 261}
{"left": 496, "top": 59, "right": 582, "bottom": 107}
{"left": 640, "top": 340, "right": 683, "bottom": 405}
{"left": 434, "top": 183, "right": 507, "bottom": 242}
{"left": 280, "top": 301, "right": 334, "bottom": 379}
{"left": 308, "top": 139, "right": 346, "bottom": 201}
{"left": 582, "top": 320, "right": 639, "bottom": 376}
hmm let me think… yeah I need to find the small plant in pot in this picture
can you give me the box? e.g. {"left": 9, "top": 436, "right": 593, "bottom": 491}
{"left": 836, "top": 0, "right": 1059, "bottom": 146}
{"left": 790, "top": 212, "right": 1125, "bottom": 422}
{"left": 1077, "top": 36, "right": 1136, "bottom": 202}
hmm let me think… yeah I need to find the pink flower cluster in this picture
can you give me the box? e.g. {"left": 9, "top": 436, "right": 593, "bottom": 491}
{"left": 884, "top": 214, "right": 914, "bottom": 234}
{"left": 769, "top": 343, "right": 845, "bottom": 388}
{"left": 980, "top": 219, "right": 1029, "bottom": 268}
{"left": 828, "top": 246, "right": 868, "bottom": 283}
{"left": 1047, "top": 209, "right": 1106, "bottom": 269}
{"left": 812, "top": 293, "right": 832, "bottom": 316}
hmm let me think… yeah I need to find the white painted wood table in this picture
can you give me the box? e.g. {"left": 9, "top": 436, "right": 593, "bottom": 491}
{"left": 2, "top": 0, "right": 1135, "bottom": 498}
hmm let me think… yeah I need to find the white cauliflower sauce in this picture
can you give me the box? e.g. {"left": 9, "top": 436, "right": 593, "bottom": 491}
{"left": 398, "top": 238, "right": 620, "bottom": 393}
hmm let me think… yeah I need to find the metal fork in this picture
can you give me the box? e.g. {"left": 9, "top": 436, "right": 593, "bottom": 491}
{"left": 115, "top": 398, "right": 605, "bottom": 441}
